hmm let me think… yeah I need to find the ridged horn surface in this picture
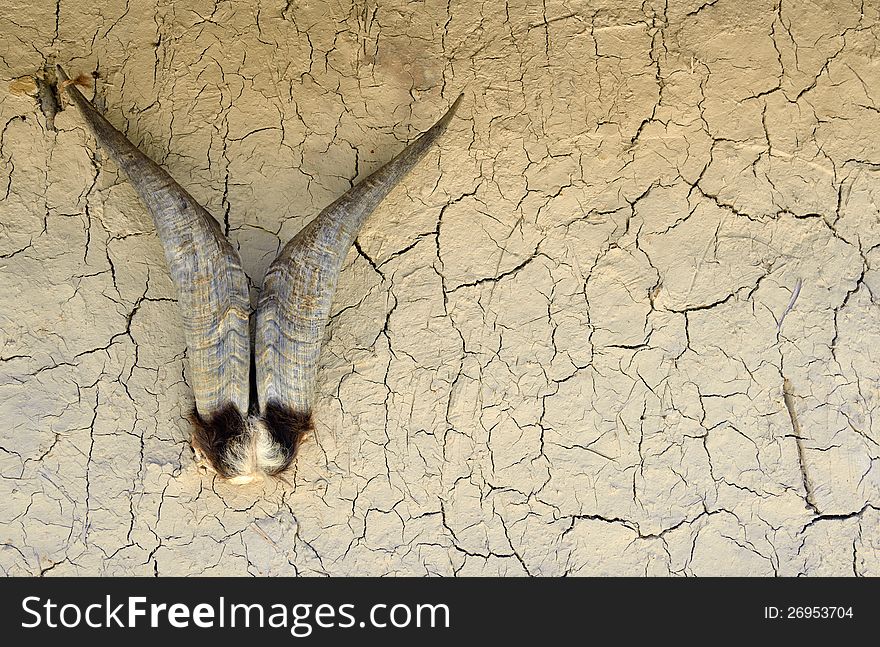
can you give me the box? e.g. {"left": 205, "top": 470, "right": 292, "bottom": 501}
{"left": 255, "top": 94, "right": 463, "bottom": 413}
{"left": 57, "top": 66, "right": 251, "bottom": 417}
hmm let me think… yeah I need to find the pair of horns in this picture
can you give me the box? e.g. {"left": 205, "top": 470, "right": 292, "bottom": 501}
{"left": 57, "top": 65, "right": 461, "bottom": 482}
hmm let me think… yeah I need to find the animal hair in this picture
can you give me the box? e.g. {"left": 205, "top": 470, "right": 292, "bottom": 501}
{"left": 261, "top": 400, "right": 312, "bottom": 475}
{"left": 189, "top": 401, "right": 311, "bottom": 480}
{"left": 189, "top": 403, "right": 248, "bottom": 478}
{"left": 58, "top": 73, "right": 91, "bottom": 94}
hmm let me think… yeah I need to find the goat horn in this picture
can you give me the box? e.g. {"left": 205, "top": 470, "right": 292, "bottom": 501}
{"left": 56, "top": 66, "right": 252, "bottom": 463}
{"left": 254, "top": 94, "right": 463, "bottom": 435}
{"left": 61, "top": 64, "right": 462, "bottom": 482}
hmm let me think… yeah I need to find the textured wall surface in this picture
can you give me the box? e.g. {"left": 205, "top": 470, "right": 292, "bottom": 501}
{"left": 1, "top": 0, "right": 878, "bottom": 576}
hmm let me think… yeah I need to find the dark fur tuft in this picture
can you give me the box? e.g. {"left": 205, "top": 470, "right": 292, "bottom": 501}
{"left": 189, "top": 403, "right": 247, "bottom": 478}
{"left": 261, "top": 400, "right": 312, "bottom": 475}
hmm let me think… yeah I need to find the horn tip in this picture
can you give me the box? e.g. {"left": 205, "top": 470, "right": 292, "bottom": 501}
{"left": 55, "top": 64, "right": 70, "bottom": 84}
{"left": 445, "top": 92, "right": 464, "bottom": 120}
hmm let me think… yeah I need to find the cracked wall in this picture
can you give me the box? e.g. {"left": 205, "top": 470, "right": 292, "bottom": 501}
{"left": 1, "top": 0, "right": 878, "bottom": 576}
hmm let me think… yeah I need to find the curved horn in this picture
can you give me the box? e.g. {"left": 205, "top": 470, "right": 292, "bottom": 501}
{"left": 56, "top": 66, "right": 252, "bottom": 451}
{"left": 255, "top": 94, "right": 463, "bottom": 432}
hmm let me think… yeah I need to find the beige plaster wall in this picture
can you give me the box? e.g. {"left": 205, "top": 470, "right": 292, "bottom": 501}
{"left": 0, "top": 0, "right": 878, "bottom": 575}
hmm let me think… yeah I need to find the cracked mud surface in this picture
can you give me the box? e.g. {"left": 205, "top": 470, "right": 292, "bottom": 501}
{"left": 1, "top": 0, "right": 878, "bottom": 576}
